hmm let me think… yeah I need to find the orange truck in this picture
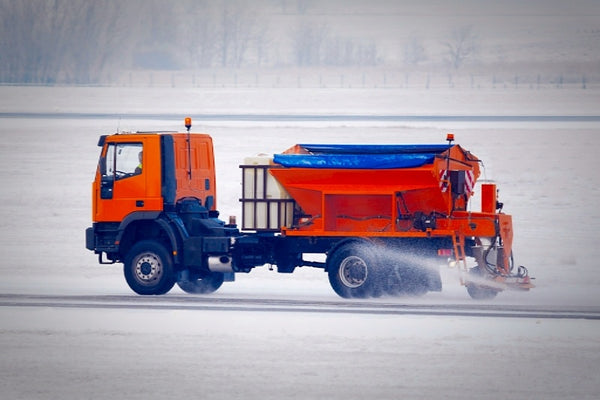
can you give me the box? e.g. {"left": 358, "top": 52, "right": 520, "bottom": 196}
{"left": 86, "top": 119, "right": 533, "bottom": 299}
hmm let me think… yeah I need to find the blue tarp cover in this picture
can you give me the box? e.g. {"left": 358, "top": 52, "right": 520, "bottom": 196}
{"left": 273, "top": 144, "right": 449, "bottom": 169}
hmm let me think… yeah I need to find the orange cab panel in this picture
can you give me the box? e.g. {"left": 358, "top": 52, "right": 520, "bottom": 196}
{"left": 93, "top": 134, "right": 163, "bottom": 223}
{"left": 171, "top": 134, "right": 217, "bottom": 210}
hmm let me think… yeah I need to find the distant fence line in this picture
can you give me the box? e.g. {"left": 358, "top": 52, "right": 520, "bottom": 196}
{"left": 2, "top": 69, "right": 597, "bottom": 90}
{"left": 114, "top": 69, "right": 597, "bottom": 90}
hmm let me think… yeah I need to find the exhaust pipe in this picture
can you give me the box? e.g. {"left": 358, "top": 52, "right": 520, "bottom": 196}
{"left": 208, "top": 255, "right": 233, "bottom": 273}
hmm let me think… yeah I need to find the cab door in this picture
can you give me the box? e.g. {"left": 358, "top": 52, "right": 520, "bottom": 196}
{"left": 93, "top": 137, "right": 163, "bottom": 223}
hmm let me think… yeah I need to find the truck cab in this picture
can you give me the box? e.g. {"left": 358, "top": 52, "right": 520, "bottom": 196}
{"left": 93, "top": 132, "right": 217, "bottom": 222}
{"left": 86, "top": 131, "right": 236, "bottom": 295}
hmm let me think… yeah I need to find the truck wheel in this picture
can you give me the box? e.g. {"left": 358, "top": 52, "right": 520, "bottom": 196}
{"left": 177, "top": 272, "right": 224, "bottom": 294}
{"left": 401, "top": 266, "right": 429, "bottom": 296}
{"left": 382, "top": 264, "right": 428, "bottom": 297}
{"left": 327, "top": 243, "right": 380, "bottom": 299}
{"left": 124, "top": 240, "right": 176, "bottom": 295}
{"left": 465, "top": 267, "right": 499, "bottom": 300}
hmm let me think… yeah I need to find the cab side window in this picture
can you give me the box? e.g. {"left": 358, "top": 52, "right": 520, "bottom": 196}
{"left": 103, "top": 143, "right": 143, "bottom": 180}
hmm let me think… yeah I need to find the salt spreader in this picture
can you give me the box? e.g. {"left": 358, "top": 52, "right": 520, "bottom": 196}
{"left": 86, "top": 119, "right": 534, "bottom": 299}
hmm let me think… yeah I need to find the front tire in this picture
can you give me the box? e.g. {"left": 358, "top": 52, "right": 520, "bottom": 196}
{"left": 124, "top": 240, "right": 176, "bottom": 295}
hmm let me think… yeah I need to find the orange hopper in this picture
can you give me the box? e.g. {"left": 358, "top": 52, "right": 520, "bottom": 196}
{"left": 269, "top": 143, "right": 480, "bottom": 234}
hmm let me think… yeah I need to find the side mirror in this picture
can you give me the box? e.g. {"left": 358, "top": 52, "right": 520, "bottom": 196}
{"left": 100, "top": 176, "right": 114, "bottom": 199}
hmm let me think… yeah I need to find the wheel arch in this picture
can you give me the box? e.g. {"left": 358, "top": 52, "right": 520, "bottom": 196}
{"left": 116, "top": 212, "right": 184, "bottom": 264}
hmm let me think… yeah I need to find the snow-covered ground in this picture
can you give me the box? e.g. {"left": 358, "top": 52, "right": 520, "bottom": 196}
{"left": 1, "top": 86, "right": 599, "bottom": 399}
{"left": 2, "top": 306, "right": 598, "bottom": 400}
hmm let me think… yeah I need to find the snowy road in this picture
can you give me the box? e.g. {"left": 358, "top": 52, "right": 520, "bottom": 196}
{"left": 2, "top": 293, "right": 599, "bottom": 320}
{"left": 2, "top": 292, "right": 599, "bottom": 400}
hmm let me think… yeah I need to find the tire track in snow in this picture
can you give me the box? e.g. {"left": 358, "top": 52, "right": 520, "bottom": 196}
{"left": 1, "top": 294, "right": 599, "bottom": 320}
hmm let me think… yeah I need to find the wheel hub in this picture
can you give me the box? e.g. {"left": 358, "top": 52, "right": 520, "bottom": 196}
{"left": 339, "top": 256, "right": 368, "bottom": 288}
{"left": 140, "top": 262, "right": 152, "bottom": 276}
{"left": 135, "top": 253, "right": 162, "bottom": 284}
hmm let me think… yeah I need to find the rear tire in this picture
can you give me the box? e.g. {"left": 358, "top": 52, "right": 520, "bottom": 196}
{"left": 383, "top": 265, "right": 430, "bottom": 297}
{"left": 403, "top": 266, "right": 431, "bottom": 296}
{"left": 177, "top": 272, "right": 224, "bottom": 294}
{"left": 124, "top": 240, "right": 176, "bottom": 295}
{"left": 327, "top": 242, "right": 380, "bottom": 299}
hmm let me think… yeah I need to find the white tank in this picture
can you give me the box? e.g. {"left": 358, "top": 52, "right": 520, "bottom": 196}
{"left": 241, "top": 156, "right": 294, "bottom": 231}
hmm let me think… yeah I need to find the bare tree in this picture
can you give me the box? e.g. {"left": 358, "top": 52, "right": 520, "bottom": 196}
{"left": 403, "top": 35, "right": 427, "bottom": 66}
{"left": 253, "top": 23, "right": 271, "bottom": 67}
{"left": 290, "top": 21, "right": 329, "bottom": 66}
{"left": 324, "top": 36, "right": 378, "bottom": 66}
{"left": 130, "top": 0, "right": 181, "bottom": 70}
{"left": 179, "top": 1, "right": 219, "bottom": 68}
{"left": 64, "top": 1, "right": 134, "bottom": 82}
{"left": 0, "top": 0, "right": 134, "bottom": 84}
{"left": 0, "top": 0, "right": 58, "bottom": 83}
{"left": 218, "top": 2, "right": 260, "bottom": 68}
{"left": 443, "top": 25, "right": 478, "bottom": 69}
{"left": 357, "top": 40, "right": 378, "bottom": 65}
